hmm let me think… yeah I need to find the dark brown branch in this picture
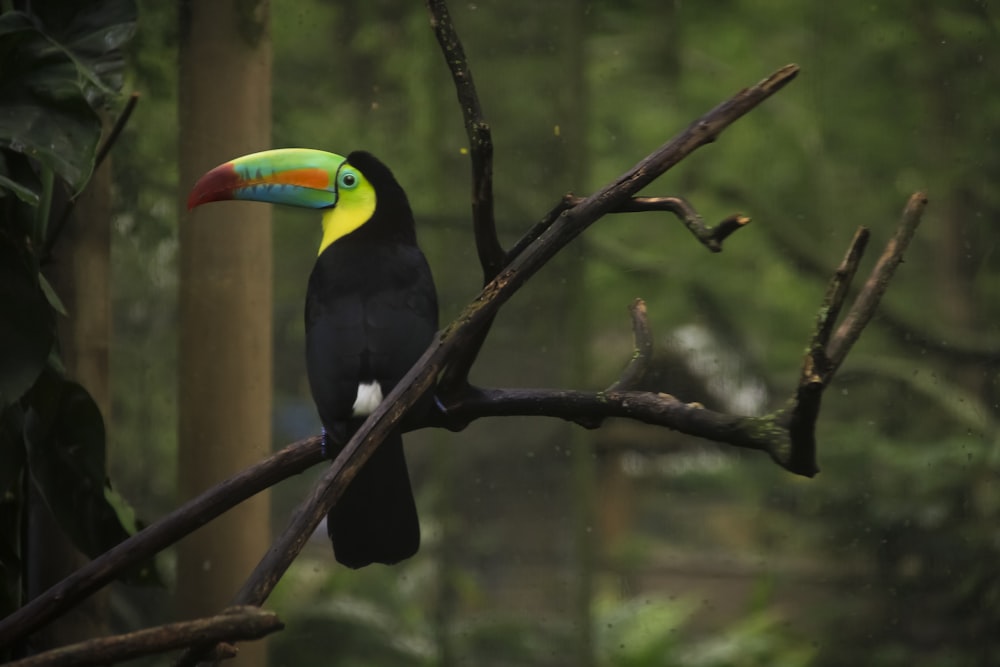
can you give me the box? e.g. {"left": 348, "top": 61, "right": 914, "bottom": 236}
{"left": 773, "top": 194, "right": 927, "bottom": 477}
{"left": 5, "top": 606, "right": 281, "bottom": 667}
{"left": 426, "top": 0, "right": 501, "bottom": 280}
{"left": 802, "top": 226, "right": 871, "bottom": 386}
{"left": 567, "top": 195, "right": 749, "bottom": 252}
{"left": 606, "top": 298, "right": 653, "bottom": 393}
{"left": 440, "top": 386, "right": 786, "bottom": 459}
{"left": 0, "top": 437, "right": 323, "bottom": 647}
{"left": 826, "top": 192, "right": 928, "bottom": 375}
{"left": 776, "top": 226, "right": 871, "bottom": 476}
{"left": 95, "top": 92, "right": 140, "bottom": 171}
{"left": 507, "top": 195, "right": 748, "bottom": 263}
{"left": 426, "top": 0, "right": 501, "bottom": 393}
{"left": 760, "top": 192, "right": 990, "bottom": 363}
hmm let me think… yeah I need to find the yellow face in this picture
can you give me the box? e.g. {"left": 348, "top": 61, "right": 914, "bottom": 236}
{"left": 318, "top": 161, "right": 377, "bottom": 255}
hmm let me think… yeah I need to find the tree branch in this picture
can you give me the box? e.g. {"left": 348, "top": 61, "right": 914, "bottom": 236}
{"left": 507, "top": 195, "right": 748, "bottom": 264}
{"left": 606, "top": 299, "right": 654, "bottom": 393}
{"left": 5, "top": 606, "right": 281, "bottom": 667}
{"left": 826, "top": 192, "right": 928, "bottom": 374}
{"left": 426, "top": 0, "right": 501, "bottom": 394}
{"left": 0, "top": 438, "right": 322, "bottom": 647}
{"left": 426, "top": 0, "right": 500, "bottom": 280}
{"left": 771, "top": 193, "right": 929, "bottom": 476}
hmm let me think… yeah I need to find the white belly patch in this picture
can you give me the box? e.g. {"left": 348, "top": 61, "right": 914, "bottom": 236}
{"left": 351, "top": 381, "right": 384, "bottom": 417}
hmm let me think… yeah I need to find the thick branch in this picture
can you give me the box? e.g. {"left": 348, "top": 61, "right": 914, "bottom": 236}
{"left": 5, "top": 607, "right": 281, "bottom": 667}
{"left": 439, "top": 386, "right": 786, "bottom": 460}
{"left": 0, "top": 438, "right": 322, "bottom": 647}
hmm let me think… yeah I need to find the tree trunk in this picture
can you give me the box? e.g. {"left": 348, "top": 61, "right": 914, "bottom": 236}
{"left": 177, "top": 3, "right": 272, "bottom": 665}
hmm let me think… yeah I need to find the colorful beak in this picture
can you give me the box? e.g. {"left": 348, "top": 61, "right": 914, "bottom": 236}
{"left": 187, "top": 148, "right": 348, "bottom": 210}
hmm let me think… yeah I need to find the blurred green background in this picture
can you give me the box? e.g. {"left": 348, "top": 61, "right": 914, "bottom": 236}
{"left": 43, "top": 0, "right": 1000, "bottom": 665}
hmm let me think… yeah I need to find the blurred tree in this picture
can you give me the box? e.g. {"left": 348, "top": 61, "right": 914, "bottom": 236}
{"left": 176, "top": 2, "right": 272, "bottom": 666}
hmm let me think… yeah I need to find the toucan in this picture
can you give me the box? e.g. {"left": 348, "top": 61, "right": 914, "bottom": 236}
{"left": 188, "top": 149, "right": 439, "bottom": 568}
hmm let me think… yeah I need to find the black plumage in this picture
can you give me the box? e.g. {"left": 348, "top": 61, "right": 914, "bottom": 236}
{"left": 305, "top": 151, "right": 438, "bottom": 568}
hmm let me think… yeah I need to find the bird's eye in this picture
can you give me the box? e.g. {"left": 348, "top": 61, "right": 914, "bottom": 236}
{"left": 338, "top": 170, "right": 359, "bottom": 190}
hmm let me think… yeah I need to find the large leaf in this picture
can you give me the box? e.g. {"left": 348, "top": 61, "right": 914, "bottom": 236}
{"left": 24, "top": 373, "right": 158, "bottom": 584}
{"left": 0, "top": 13, "right": 101, "bottom": 191}
{"left": 0, "top": 229, "right": 54, "bottom": 407}
{"left": 0, "top": 2, "right": 137, "bottom": 193}
{"left": 26, "top": 0, "right": 137, "bottom": 103}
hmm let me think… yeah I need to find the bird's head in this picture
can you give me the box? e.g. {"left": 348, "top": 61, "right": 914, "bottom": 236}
{"left": 188, "top": 148, "right": 415, "bottom": 254}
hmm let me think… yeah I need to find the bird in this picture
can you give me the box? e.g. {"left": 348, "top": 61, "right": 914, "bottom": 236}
{"left": 188, "top": 148, "right": 438, "bottom": 568}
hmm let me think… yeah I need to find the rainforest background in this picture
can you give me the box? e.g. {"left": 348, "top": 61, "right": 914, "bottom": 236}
{"left": 2, "top": 1, "right": 998, "bottom": 666}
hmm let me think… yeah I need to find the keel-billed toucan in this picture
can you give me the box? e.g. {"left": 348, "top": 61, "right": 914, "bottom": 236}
{"left": 188, "top": 149, "right": 438, "bottom": 568}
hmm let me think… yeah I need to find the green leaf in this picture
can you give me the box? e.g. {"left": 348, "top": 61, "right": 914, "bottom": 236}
{"left": 24, "top": 373, "right": 158, "bottom": 584}
{"left": 27, "top": 0, "right": 138, "bottom": 104}
{"left": 0, "top": 173, "right": 39, "bottom": 206}
{"left": 0, "top": 230, "right": 54, "bottom": 407}
{"left": 0, "top": 2, "right": 137, "bottom": 193}
{"left": 0, "top": 13, "right": 102, "bottom": 191}
{"left": 37, "top": 272, "right": 68, "bottom": 317}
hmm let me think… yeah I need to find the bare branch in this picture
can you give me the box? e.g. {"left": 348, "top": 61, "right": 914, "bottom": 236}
{"left": 95, "top": 92, "right": 141, "bottom": 171}
{"left": 441, "top": 387, "right": 785, "bottom": 458}
{"left": 5, "top": 607, "right": 281, "bottom": 667}
{"left": 426, "top": 0, "right": 501, "bottom": 280}
{"left": 802, "top": 225, "right": 871, "bottom": 386}
{"left": 0, "top": 437, "right": 322, "bottom": 646}
{"left": 606, "top": 299, "right": 653, "bottom": 393}
{"left": 507, "top": 195, "right": 748, "bottom": 263}
{"left": 827, "top": 192, "right": 928, "bottom": 375}
{"left": 568, "top": 195, "right": 749, "bottom": 252}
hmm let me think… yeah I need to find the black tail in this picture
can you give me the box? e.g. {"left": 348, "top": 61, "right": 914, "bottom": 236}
{"left": 327, "top": 430, "right": 420, "bottom": 568}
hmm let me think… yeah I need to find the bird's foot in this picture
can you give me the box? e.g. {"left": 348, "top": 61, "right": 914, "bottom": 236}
{"left": 321, "top": 427, "right": 331, "bottom": 458}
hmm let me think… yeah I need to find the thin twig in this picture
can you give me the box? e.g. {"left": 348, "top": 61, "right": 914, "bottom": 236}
{"left": 826, "top": 192, "right": 928, "bottom": 375}
{"left": 801, "top": 226, "right": 871, "bottom": 386}
{"left": 606, "top": 299, "right": 653, "bottom": 393}
{"left": 5, "top": 606, "right": 281, "bottom": 667}
{"left": 95, "top": 92, "right": 140, "bottom": 171}
{"left": 777, "top": 226, "right": 871, "bottom": 476}
{"left": 425, "top": 0, "right": 501, "bottom": 280}
{"left": 568, "top": 195, "right": 749, "bottom": 252}
{"left": 507, "top": 195, "right": 748, "bottom": 263}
